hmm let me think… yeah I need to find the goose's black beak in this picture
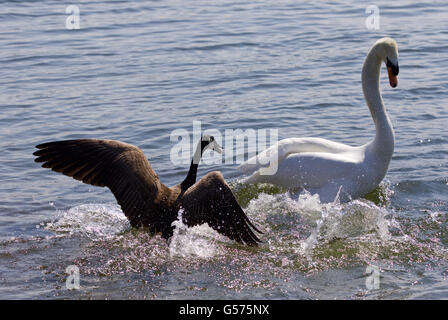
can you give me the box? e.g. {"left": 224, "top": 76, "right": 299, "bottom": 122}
{"left": 386, "top": 57, "right": 399, "bottom": 88}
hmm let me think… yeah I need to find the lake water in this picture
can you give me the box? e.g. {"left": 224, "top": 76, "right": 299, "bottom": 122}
{"left": 1, "top": 0, "right": 447, "bottom": 299}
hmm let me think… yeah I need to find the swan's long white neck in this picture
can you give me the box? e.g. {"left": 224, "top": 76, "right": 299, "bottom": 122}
{"left": 362, "top": 46, "right": 395, "bottom": 162}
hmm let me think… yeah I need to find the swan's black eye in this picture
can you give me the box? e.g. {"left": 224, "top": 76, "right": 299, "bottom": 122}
{"left": 210, "top": 136, "right": 214, "bottom": 141}
{"left": 386, "top": 57, "right": 399, "bottom": 76}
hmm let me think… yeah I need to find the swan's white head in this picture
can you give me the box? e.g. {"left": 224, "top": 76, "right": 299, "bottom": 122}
{"left": 373, "top": 37, "right": 399, "bottom": 88}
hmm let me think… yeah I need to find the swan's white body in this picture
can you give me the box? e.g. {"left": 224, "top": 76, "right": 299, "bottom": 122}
{"left": 238, "top": 38, "right": 399, "bottom": 203}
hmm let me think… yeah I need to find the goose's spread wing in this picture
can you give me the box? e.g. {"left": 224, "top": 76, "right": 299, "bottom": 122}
{"left": 180, "top": 171, "right": 262, "bottom": 246}
{"left": 34, "top": 139, "right": 162, "bottom": 228}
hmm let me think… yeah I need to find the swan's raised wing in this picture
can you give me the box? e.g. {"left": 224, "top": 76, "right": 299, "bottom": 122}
{"left": 34, "top": 139, "right": 162, "bottom": 228}
{"left": 180, "top": 171, "right": 262, "bottom": 246}
{"left": 238, "top": 137, "right": 356, "bottom": 174}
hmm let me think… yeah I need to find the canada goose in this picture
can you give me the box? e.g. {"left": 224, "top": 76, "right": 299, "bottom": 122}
{"left": 34, "top": 136, "right": 262, "bottom": 245}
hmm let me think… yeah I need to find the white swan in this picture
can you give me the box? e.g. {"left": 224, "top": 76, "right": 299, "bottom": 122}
{"left": 238, "top": 37, "right": 399, "bottom": 203}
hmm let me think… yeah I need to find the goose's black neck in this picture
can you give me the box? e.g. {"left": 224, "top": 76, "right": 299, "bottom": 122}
{"left": 180, "top": 160, "right": 198, "bottom": 191}
{"left": 180, "top": 139, "right": 206, "bottom": 191}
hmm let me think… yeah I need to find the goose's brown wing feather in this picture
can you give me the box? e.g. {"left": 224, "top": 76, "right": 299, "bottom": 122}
{"left": 180, "top": 171, "right": 262, "bottom": 246}
{"left": 34, "top": 139, "right": 162, "bottom": 228}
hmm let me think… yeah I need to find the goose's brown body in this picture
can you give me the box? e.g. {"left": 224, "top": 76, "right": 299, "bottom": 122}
{"left": 34, "top": 139, "right": 261, "bottom": 245}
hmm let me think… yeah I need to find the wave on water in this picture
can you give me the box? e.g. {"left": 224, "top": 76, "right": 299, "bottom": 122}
{"left": 44, "top": 203, "right": 131, "bottom": 240}
{"left": 42, "top": 183, "right": 401, "bottom": 257}
{"left": 44, "top": 203, "right": 229, "bottom": 258}
{"left": 168, "top": 209, "right": 229, "bottom": 259}
{"left": 243, "top": 188, "right": 397, "bottom": 254}
{"left": 33, "top": 181, "right": 448, "bottom": 279}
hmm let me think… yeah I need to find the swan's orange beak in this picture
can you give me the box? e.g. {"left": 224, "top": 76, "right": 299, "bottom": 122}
{"left": 387, "top": 66, "right": 398, "bottom": 88}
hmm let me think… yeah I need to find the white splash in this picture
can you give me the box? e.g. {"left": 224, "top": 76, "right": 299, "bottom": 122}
{"left": 168, "top": 209, "right": 227, "bottom": 259}
{"left": 244, "top": 189, "right": 395, "bottom": 258}
{"left": 245, "top": 190, "right": 323, "bottom": 224}
{"left": 45, "top": 203, "right": 130, "bottom": 240}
